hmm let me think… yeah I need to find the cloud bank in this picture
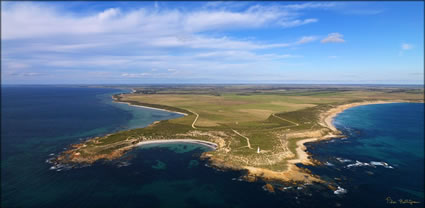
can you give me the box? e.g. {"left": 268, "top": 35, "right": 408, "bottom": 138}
{"left": 2, "top": 2, "right": 421, "bottom": 84}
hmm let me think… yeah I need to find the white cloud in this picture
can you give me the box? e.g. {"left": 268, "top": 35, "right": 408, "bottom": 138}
{"left": 282, "top": 2, "right": 336, "bottom": 10}
{"left": 2, "top": 2, "right": 326, "bottom": 40}
{"left": 296, "top": 36, "right": 318, "bottom": 44}
{"left": 146, "top": 35, "right": 300, "bottom": 50}
{"left": 1, "top": 2, "right": 337, "bottom": 83}
{"left": 279, "top": 18, "right": 318, "bottom": 28}
{"left": 22, "top": 72, "right": 43, "bottom": 76}
{"left": 121, "top": 68, "right": 181, "bottom": 79}
{"left": 2, "top": 62, "right": 30, "bottom": 69}
{"left": 399, "top": 43, "right": 414, "bottom": 56}
{"left": 184, "top": 9, "right": 282, "bottom": 32}
{"left": 1, "top": 2, "right": 323, "bottom": 63}
{"left": 4, "top": 71, "right": 44, "bottom": 77}
{"left": 195, "top": 50, "right": 299, "bottom": 61}
{"left": 401, "top": 43, "right": 413, "bottom": 50}
{"left": 98, "top": 8, "right": 120, "bottom": 20}
{"left": 121, "top": 73, "right": 150, "bottom": 78}
{"left": 321, "top": 33, "right": 345, "bottom": 43}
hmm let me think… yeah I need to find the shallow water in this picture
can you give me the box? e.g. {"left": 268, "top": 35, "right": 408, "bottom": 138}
{"left": 2, "top": 86, "right": 423, "bottom": 207}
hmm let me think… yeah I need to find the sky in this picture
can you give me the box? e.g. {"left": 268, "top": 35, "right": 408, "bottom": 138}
{"left": 1, "top": 1, "right": 424, "bottom": 85}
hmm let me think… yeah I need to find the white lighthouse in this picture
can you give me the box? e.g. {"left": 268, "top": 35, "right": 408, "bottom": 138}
{"left": 257, "top": 147, "right": 260, "bottom": 154}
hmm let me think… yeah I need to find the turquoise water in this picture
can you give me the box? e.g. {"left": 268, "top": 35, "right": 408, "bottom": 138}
{"left": 2, "top": 86, "right": 424, "bottom": 207}
{"left": 305, "top": 103, "right": 424, "bottom": 207}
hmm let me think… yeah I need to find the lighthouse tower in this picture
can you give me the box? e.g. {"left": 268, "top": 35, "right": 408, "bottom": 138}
{"left": 257, "top": 147, "right": 260, "bottom": 154}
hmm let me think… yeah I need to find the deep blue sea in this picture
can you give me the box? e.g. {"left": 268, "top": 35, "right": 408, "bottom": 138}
{"left": 1, "top": 86, "right": 424, "bottom": 208}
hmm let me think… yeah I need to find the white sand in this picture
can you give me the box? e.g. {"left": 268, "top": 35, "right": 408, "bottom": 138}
{"left": 135, "top": 139, "right": 218, "bottom": 150}
{"left": 293, "top": 100, "right": 411, "bottom": 166}
{"left": 114, "top": 100, "right": 188, "bottom": 116}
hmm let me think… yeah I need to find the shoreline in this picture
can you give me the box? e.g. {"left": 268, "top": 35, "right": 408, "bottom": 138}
{"left": 56, "top": 95, "right": 422, "bottom": 185}
{"left": 295, "top": 100, "right": 417, "bottom": 166}
{"left": 112, "top": 96, "right": 188, "bottom": 116}
{"left": 288, "top": 138, "right": 319, "bottom": 165}
{"left": 113, "top": 89, "right": 188, "bottom": 116}
{"left": 135, "top": 139, "right": 218, "bottom": 150}
{"left": 114, "top": 96, "right": 415, "bottom": 182}
{"left": 320, "top": 100, "right": 413, "bottom": 132}
{"left": 266, "top": 100, "right": 421, "bottom": 185}
{"left": 112, "top": 90, "right": 322, "bottom": 183}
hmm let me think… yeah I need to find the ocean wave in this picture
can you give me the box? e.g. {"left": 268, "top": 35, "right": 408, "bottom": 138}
{"left": 46, "top": 157, "right": 56, "bottom": 164}
{"left": 46, "top": 154, "right": 87, "bottom": 171}
{"left": 346, "top": 160, "right": 371, "bottom": 168}
{"left": 370, "top": 161, "right": 393, "bottom": 169}
{"left": 325, "top": 162, "right": 335, "bottom": 166}
{"left": 334, "top": 186, "right": 347, "bottom": 195}
{"left": 116, "top": 161, "right": 131, "bottom": 168}
{"left": 345, "top": 160, "right": 393, "bottom": 169}
{"left": 49, "top": 163, "right": 73, "bottom": 171}
{"left": 336, "top": 157, "right": 352, "bottom": 163}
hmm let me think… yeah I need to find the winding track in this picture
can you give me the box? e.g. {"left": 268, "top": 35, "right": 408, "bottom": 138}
{"left": 184, "top": 110, "right": 296, "bottom": 150}
{"left": 271, "top": 113, "right": 299, "bottom": 127}
{"left": 186, "top": 109, "right": 199, "bottom": 129}
{"left": 231, "top": 129, "right": 253, "bottom": 149}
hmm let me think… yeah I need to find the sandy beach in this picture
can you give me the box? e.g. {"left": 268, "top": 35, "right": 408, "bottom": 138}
{"left": 268, "top": 100, "right": 416, "bottom": 184}
{"left": 293, "top": 100, "right": 410, "bottom": 167}
{"left": 288, "top": 138, "right": 319, "bottom": 165}
{"left": 136, "top": 139, "right": 218, "bottom": 150}
{"left": 113, "top": 98, "right": 188, "bottom": 116}
{"left": 320, "top": 100, "right": 408, "bottom": 132}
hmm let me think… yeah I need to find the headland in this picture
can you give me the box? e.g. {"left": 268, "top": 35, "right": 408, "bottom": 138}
{"left": 54, "top": 85, "right": 424, "bottom": 187}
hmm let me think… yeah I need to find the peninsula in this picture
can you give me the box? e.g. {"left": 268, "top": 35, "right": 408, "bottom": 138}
{"left": 55, "top": 85, "right": 424, "bottom": 186}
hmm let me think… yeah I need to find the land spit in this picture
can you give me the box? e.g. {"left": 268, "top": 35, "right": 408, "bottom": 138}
{"left": 54, "top": 87, "right": 423, "bottom": 189}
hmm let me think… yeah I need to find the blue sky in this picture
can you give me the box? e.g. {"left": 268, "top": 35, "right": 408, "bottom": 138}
{"left": 1, "top": 1, "right": 423, "bottom": 84}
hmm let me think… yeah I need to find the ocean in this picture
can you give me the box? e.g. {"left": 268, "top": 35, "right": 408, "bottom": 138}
{"left": 1, "top": 86, "right": 423, "bottom": 208}
{"left": 303, "top": 103, "right": 424, "bottom": 207}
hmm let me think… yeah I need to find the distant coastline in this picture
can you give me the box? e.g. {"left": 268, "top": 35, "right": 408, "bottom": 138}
{"left": 112, "top": 90, "right": 191, "bottom": 116}
{"left": 320, "top": 100, "right": 417, "bottom": 132}
{"left": 114, "top": 98, "right": 188, "bottom": 116}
